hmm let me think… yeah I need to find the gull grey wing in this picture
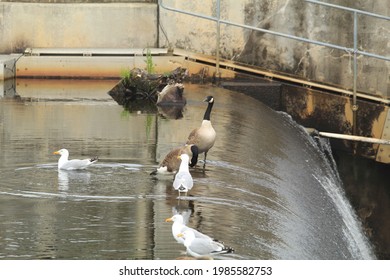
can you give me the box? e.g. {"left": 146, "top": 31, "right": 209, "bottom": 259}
{"left": 61, "top": 159, "right": 92, "bottom": 170}
{"left": 188, "top": 238, "right": 216, "bottom": 255}
{"left": 173, "top": 171, "right": 193, "bottom": 190}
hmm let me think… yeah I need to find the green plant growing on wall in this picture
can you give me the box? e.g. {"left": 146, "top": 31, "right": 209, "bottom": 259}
{"left": 120, "top": 109, "right": 130, "bottom": 119}
{"left": 120, "top": 68, "right": 133, "bottom": 87}
{"left": 145, "top": 48, "right": 154, "bottom": 74}
{"left": 145, "top": 114, "right": 153, "bottom": 139}
{"left": 120, "top": 68, "right": 131, "bottom": 79}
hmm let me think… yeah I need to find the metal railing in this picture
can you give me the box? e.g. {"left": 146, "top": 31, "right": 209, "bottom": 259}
{"left": 159, "top": 0, "right": 390, "bottom": 61}
{"left": 305, "top": 0, "right": 390, "bottom": 134}
{"left": 158, "top": 2, "right": 389, "bottom": 85}
{"left": 159, "top": 0, "right": 390, "bottom": 134}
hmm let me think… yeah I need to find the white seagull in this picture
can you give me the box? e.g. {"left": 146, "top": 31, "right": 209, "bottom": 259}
{"left": 173, "top": 154, "right": 193, "bottom": 195}
{"left": 165, "top": 214, "right": 214, "bottom": 245}
{"left": 53, "top": 148, "right": 98, "bottom": 170}
{"left": 177, "top": 229, "right": 234, "bottom": 258}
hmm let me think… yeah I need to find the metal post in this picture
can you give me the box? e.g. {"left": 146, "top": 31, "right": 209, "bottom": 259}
{"left": 216, "top": 0, "right": 221, "bottom": 77}
{"left": 352, "top": 11, "right": 358, "bottom": 135}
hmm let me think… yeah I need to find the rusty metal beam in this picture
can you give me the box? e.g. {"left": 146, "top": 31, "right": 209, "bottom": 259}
{"left": 173, "top": 49, "right": 390, "bottom": 105}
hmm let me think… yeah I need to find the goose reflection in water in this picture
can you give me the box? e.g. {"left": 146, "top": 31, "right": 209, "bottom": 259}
{"left": 157, "top": 104, "right": 185, "bottom": 119}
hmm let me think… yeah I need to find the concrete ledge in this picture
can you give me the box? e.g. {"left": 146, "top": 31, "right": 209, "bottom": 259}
{"left": 0, "top": 54, "right": 19, "bottom": 96}
{"left": 0, "top": 54, "right": 23, "bottom": 80}
{"left": 15, "top": 79, "right": 117, "bottom": 101}
{"left": 24, "top": 48, "right": 169, "bottom": 56}
{"left": 16, "top": 54, "right": 186, "bottom": 79}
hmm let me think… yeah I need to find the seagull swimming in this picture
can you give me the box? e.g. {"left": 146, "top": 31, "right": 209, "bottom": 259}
{"left": 177, "top": 229, "right": 234, "bottom": 258}
{"left": 172, "top": 154, "right": 193, "bottom": 195}
{"left": 53, "top": 148, "right": 98, "bottom": 170}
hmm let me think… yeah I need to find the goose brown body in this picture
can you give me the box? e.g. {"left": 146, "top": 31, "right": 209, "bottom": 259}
{"left": 186, "top": 96, "right": 216, "bottom": 166}
{"left": 151, "top": 144, "right": 198, "bottom": 175}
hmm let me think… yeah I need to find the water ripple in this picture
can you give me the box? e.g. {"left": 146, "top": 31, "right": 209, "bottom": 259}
{"left": 0, "top": 190, "right": 167, "bottom": 202}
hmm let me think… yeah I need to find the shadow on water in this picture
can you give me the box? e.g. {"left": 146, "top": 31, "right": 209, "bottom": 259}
{"left": 0, "top": 79, "right": 381, "bottom": 259}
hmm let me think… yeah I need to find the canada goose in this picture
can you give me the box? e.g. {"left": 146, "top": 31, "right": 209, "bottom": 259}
{"left": 165, "top": 214, "right": 215, "bottom": 244}
{"left": 156, "top": 83, "right": 186, "bottom": 106}
{"left": 186, "top": 96, "right": 216, "bottom": 168}
{"left": 150, "top": 144, "right": 198, "bottom": 175}
{"left": 53, "top": 148, "right": 98, "bottom": 170}
{"left": 177, "top": 230, "right": 234, "bottom": 258}
{"left": 173, "top": 154, "right": 193, "bottom": 195}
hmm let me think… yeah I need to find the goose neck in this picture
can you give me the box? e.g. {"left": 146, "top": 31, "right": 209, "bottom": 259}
{"left": 203, "top": 101, "right": 214, "bottom": 121}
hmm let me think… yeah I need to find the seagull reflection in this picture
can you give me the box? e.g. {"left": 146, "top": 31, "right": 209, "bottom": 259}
{"left": 57, "top": 170, "right": 92, "bottom": 191}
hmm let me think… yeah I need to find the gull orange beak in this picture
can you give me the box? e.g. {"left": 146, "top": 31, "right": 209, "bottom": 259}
{"left": 165, "top": 217, "right": 173, "bottom": 222}
{"left": 53, "top": 151, "right": 60, "bottom": 155}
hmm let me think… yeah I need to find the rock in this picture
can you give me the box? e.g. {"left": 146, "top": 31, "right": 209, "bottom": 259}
{"left": 108, "top": 67, "right": 188, "bottom": 113}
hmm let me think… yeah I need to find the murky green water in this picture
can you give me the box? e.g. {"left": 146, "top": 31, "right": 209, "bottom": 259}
{"left": 0, "top": 79, "right": 375, "bottom": 259}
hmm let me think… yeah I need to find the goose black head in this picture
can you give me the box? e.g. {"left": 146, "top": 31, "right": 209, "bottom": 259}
{"left": 203, "top": 96, "right": 214, "bottom": 103}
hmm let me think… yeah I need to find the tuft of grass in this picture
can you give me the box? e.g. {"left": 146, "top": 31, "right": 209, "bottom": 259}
{"left": 145, "top": 48, "right": 154, "bottom": 74}
{"left": 120, "top": 68, "right": 132, "bottom": 80}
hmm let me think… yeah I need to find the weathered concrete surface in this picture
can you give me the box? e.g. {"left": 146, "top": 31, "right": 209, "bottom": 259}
{"left": 0, "top": 54, "right": 21, "bottom": 80}
{"left": 1, "top": 0, "right": 151, "bottom": 2}
{"left": 159, "top": 0, "right": 390, "bottom": 99}
{"left": 280, "top": 85, "right": 388, "bottom": 162}
{"left": 15, "top": 55, "right": 186, "bottom": 79}
{"left": 0, "top": 79, "right": 15, "bottom": 98}
{"left": 221, "top": 71, "right": 389, "bottom": 163}
{"left": 376, "top": 109, "right": 390, "bottom": 163}
{"left": 0, "top": 2, "right": 158, "bottom": 53}
{"left": 159, "top": 1, "right": 246, "bottom": 59}
{"left": 14, "top": 78, "right": 117, "bottom": 100}
{"left": 2, "top": 1, "right": 388, "bottom": 98}
{"left": 14, "top": 49, "right": 236, "bottom": 80}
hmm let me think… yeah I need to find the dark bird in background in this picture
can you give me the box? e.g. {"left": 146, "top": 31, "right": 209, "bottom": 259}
{"left": 156, "top": 83, "right": 186, "bottom": 106}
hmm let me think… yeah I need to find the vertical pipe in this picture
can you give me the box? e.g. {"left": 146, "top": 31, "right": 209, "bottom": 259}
{"left": 216, "top": 0, "right": 221, "bottom": 76}
{"left": 156, "top": 3, "right": 160, "bottom": 48}
{"left": 352, "top": 11, "right": 358, "bottom": 135}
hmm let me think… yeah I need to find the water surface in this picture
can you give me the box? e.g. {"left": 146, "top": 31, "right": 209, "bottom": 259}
{"left": 0, "top": 79, "right": 375, "bottom": 259}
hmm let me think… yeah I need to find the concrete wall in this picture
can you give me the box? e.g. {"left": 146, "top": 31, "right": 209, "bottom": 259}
{"left": 1, "top": 0, "right": 388, "bottom": 98}
{"left": 0, "top": 2, "right": 157, "bottom": 53}
{"left": 159, "top": 0, "right": 390, "bottom": 99}
{"left": 159, "top": 1, "right": 246, "bottom": 59}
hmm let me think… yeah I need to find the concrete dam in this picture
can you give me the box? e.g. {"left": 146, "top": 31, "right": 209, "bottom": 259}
{"left": 0, "top": 0, "right": 390, "bottom": 260}
{"left": 1, "top": 0, "right": 389, "bottom": 164}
